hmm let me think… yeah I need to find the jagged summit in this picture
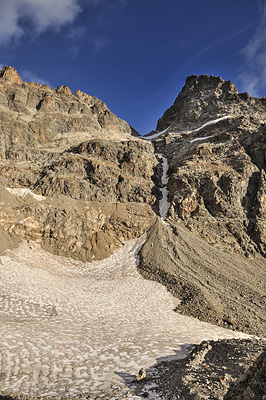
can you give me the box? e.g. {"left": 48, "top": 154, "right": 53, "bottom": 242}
{"left": 0, "top": 65, "right": 138, "bottom": 161}
{"left": 0, "top": 66, "right": 23, "bottom": 84}
{"left": 157, "top": 74, "right": 266, "bottom": 131}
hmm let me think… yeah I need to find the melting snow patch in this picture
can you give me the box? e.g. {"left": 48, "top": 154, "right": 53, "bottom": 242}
{"left": 6, "top": 187, "right": 46, "bottom": 201}
{"left": 142, "top": 127, "right": 169, "bottom": 140}
{"left": 141, "top": 116, "right": 232, "bottom": 142}
{"left": 0, "top": 238, "right": 249, "bottom": 397}
{"left": 190, "top": 134, "right": 215, "bottom": 143}
{"left": 189, "top": 115, "right": 232, "bottom": 133}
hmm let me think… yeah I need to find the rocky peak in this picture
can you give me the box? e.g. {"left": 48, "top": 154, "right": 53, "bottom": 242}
{"left": 56, "top": 85, "right": 72, "bottom": 96}
{"left": 152, "top": 73, "right": 266, "bottom": 261}
{"left": 0, "top": 66, "right": 138, "bottom": 162}
{"left": 180, "top": 74, "right": 238, "bottom": 103}
{"left": 0, "top": 66, "right": 22, "bottom": 84}
{"left": 157, "top": 74, "right": 265, "bottom": 131}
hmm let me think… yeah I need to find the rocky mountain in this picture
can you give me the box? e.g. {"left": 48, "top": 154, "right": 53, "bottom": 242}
{"left": 137, "top": 74, "right": 266, "bottom": 338}
{"left": 155, "top": 74, "right": 266, "bottom": 258}
{"left": 0, "top": 66, "right": 157, "bottom": 261}
{"left": 0, "top": 67, "right": 266, "bottom": 399}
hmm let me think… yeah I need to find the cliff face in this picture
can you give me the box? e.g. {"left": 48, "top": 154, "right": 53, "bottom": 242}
{"left": 0, "top": 66, "right": 134, "bottom": 157}
{"left": 0, "top": 66, "right": 157, "bottom": 261}
{"left": 153, "top": 75, "right": 266, "bottom": 258}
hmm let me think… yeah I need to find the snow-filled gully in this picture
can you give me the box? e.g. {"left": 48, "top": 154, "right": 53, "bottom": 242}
{"left": 158, "top": 155, "right": 170, "bottom": 221}
{"left": 143, "top": 115, "right": 232, "bottom": 221}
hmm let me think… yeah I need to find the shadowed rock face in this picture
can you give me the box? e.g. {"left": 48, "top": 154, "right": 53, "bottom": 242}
{"left": 224, "top": 347, "right": 266, "bottom": 400}
{"left": 0, "top": 66, "right": 158, "bottom": 261}
{"left": 153, "top": 74, "right": 266, "bottom": 258}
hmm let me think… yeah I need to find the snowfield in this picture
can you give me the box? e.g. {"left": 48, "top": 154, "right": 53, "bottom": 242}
{"left": 0, "top": 238, "right": 248, "bottom": 398}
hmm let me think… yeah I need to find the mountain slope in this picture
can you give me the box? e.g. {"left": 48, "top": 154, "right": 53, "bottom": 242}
{"left": 139, "top": 75, "right": 266, "bottom": 336}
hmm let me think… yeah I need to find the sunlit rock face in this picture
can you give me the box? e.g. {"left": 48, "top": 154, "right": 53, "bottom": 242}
{"left": 0, "top": 66, "right": 158, "bottom": 261}
{"left": 152, "top": 74, "right": 266, "bottom": 259}
{"left": 157, "top": 74, "right": 266, "bottom": 131}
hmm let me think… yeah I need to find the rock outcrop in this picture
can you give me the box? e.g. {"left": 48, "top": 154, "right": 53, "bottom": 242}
{"left": 224, "top": 347, "right": 266, "bottom": 400}
{"left": 0, "top": 66, "right": 158, "bottom": 260}
{"left": 132, "top": 338, "right": 266, "bottom": 400}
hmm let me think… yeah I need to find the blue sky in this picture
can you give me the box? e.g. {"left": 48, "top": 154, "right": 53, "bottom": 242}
{"left": 0, "top": 0, "right": 265, "bottom": 134}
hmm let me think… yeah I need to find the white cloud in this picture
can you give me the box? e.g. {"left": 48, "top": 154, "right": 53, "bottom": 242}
{"left": 238, "top": 74, "right": 259, "bottom": 97}
{"left": 0, "top": 0, "right": 81, "bottom": 45}
{"left": 239, "top": 2, "right": 266, "bottom": 96}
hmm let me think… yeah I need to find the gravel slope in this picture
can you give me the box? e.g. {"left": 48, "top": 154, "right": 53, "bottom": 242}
{"left": 139, "top": 218, "right": 266, "bottom": 337}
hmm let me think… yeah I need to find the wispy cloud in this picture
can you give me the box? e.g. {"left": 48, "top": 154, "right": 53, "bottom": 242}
{"left": 239, "top": 1, "right": 266, "bottom": 96}
{"left": 93, "top": 36, "right": 110, "bottom": 52}
{"left": 21, "top": 69, "right": 52, "bottom": 87}
{"left": 0, "top": 0, "right": 81, "bottom": 46}
{"left": 67, "top": 25, "right": 87, "bottom": 40}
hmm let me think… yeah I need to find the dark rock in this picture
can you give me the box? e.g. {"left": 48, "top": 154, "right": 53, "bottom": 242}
{"left": 224, "top": 348, "right": 266, "bottom": 400}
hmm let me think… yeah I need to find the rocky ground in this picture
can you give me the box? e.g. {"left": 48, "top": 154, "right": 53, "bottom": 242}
{"left": 132, "top": 338, "right": 266, "bottom": 400}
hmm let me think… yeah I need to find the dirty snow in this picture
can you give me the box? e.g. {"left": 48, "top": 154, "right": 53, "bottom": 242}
{"left": 142, "top": 127, "right": 169, "bottom": 140}
{"left": 189, "top": 115, "right": 232, "bottom": 133}
{"left": 0, "top": 238, "right": 249, "bottom": 398}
